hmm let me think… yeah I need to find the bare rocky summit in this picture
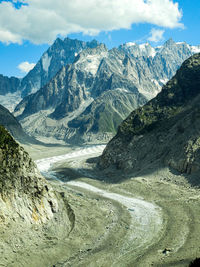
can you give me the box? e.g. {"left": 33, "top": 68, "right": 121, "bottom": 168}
{"left": 99, "top": 53, "right": 200, "bottom": 176}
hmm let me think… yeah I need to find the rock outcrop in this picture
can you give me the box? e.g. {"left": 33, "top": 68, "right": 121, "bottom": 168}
{"left": 99, "top": 53, "right": 200, "bottom": 175}
{"left": 19, "top": 37, "right": 100, "bottom": 97}
{"left": 0, "top": 125, "right": 74, "bottom": 266}
{"left": 0, "top": 125, "right": 70, "bottom": 226}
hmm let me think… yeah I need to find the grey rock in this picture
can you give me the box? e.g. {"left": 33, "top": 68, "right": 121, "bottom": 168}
{"left": 19, "top": 37, "right": 100, "bottom": 98}
{"left": 0, "top": 74, "right": 20, "bottom": 95}
{"left": 0, "top": 126, "right": 70, "bottom": 227}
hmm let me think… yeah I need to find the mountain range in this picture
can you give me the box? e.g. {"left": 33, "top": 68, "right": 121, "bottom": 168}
{"left": 0, "top": 37, "right": 200, "bottom": 144}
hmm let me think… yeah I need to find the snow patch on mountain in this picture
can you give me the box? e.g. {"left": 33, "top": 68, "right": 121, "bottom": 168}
{"left": 160, "top": 79, "right": 168, "bottom": 84}
{"left": 151, "top": 79, "right": 159, "bottom": 86}
{"left": 191, "top": 46, "right": 200, "bottom": 54}
{"left": 126, "top": 42, "right": 136, "bottom": 47}
{"left": 42, "top": 53, "right": 52, "bottom": 73}
{"left": 139, "top": 43, "right": 149, "bottom": 50}
{"left": 0, "top": 91, "right": 22, "bottom": 112}
{"left": 31, "top": 80, "right": 42, "bottom": 94}
{"left": 149, "top": 48, "right": 156, "bottom": 58}
{"left": 76, "top": 52, "right": 107, "bottom": 75}
{"left": 60, "top": 49, "right": 65, "bottom": 58}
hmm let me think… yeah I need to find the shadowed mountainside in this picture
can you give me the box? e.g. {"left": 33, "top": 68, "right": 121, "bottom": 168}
{"left": 99, "top": 53, "right": 200, "bottom": 177}
{"left": 0, "top": 104, "right": 39, "bottom": 144}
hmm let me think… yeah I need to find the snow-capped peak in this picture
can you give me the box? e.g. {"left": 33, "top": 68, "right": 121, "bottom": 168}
{"left": 191, "top": 46, "right": 200, "bottom": 54}
{"left": 125, "top": 42, "right": 137, "bottom": 47}
{"left": 139, "top": 43, "right": 149, "bottom": 50}
{"left": 75, "top": 51, "right": 107, "bottom": 75}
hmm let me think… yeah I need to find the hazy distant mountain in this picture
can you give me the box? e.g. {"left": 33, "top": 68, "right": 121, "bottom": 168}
{"left": 0, "top": 74, "right": 20, "bottom": 95}
{"left": 0, "top": 104, "right": 36, "bottom": 144}
{"left": 0, "top": 75, "right": 21, "bottom": 111}
{"left": 14, "top": 39, "right": 200, "bottom": 144}
{"left": 99, "top": 53, "right": 200, "bottom": 176}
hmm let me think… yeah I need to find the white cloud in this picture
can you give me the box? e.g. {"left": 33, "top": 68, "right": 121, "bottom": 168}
{"left": 0, "top": 30, "right": 22, "bottom": 44}
{"left": 18, "top": 61, "right": 36, "bottom": 73}
{"left": 148, "top": 28, "right": 165, "bottom": 43}
{"left": 0, "top": 0, "right": 183, "bottom": 44}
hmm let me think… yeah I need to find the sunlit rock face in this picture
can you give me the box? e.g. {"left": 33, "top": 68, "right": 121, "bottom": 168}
{"left": 0, "top": 125, "right": 70, "bottom": 226}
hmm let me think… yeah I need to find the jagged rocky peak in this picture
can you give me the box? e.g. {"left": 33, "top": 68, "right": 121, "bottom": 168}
{"left": 120, "top": 38, "right": 200, "bottom": 61}
{"left": 19, "top": 37, "right": 101, "bottom": 97}
{"left": 0, "top": 75, "right": 21, "bottom": 111}
{"left": 99, "top": 53, "right": 200, "bottom": 175}
{"left": 119, "top": 42, "right": 157, "bottom": 58}
{"left": 14, "top": 44, "right": 147, "bottom": 144}
{"left": 15, "top": 43, "right": 108, "bottom": 120}
{"left": 163, "top": 37, "right": 176, "bottom": 47}
{"left": 73, "top": 43, "right": 108, "bottom": 75}
{"left": 0, "top": 125, "right": 60, "bottom": 224}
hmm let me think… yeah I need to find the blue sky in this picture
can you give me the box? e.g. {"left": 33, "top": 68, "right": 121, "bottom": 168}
{"left": 0, "top": 0, "right": 199, "bottom": 77}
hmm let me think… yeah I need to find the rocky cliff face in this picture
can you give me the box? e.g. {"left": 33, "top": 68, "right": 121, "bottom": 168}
{"left": 0, "top": 126, "right": 70, "bottom": 225}
{"left": 0, "top": 126, "right": 74, "bottom": 266}
{"left": 0, "top": 38, "right": 99, "bottom": 111}
{"left": 19, "top": 38, "right": 100, "bottom": 97}
{"left": 99, "top": 53, "right": 200, "bottom": 175}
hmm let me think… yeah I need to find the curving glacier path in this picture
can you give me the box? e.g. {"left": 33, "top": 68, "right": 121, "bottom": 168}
{"left": 36, "top": 145, "right": 163, "bottom": 264}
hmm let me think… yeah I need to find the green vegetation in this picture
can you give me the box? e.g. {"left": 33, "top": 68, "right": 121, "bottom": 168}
{"left": 0, "top": 125, "right": 18, "bottom": 149}
{"left": 118, "top": 53, "right": 200, "bottom": 139}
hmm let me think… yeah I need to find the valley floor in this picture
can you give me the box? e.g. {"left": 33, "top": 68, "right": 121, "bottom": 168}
{"left": 12, "top": 143, "right": 200, "bottom": 266}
